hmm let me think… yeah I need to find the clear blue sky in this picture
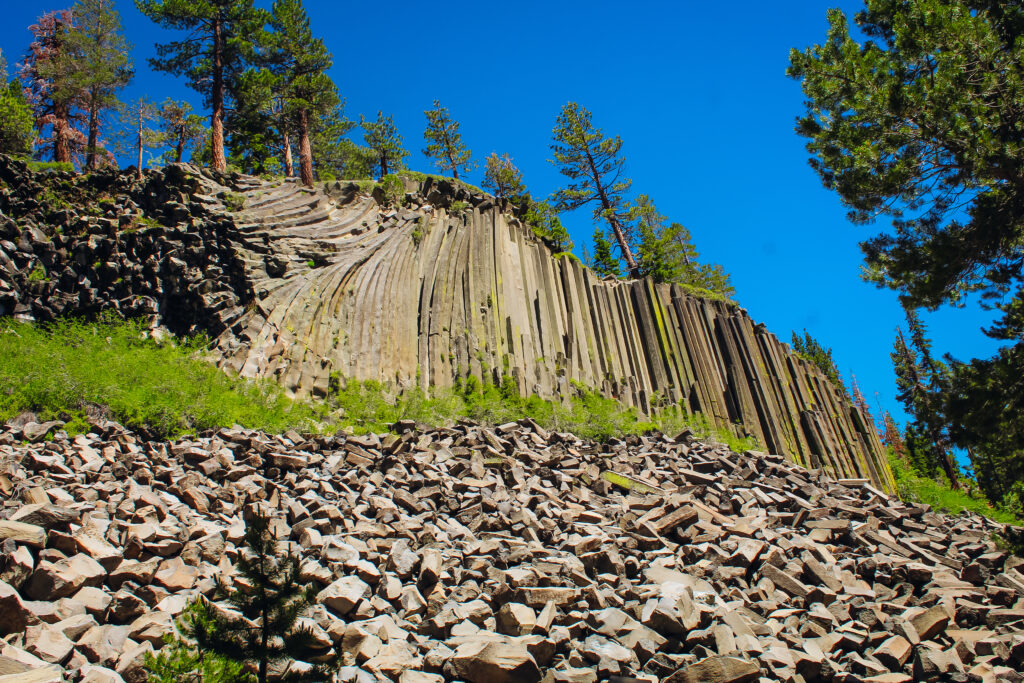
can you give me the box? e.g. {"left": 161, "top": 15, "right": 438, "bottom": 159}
{"left": 0, "top": 0, "right": 1006, "bottom": 438}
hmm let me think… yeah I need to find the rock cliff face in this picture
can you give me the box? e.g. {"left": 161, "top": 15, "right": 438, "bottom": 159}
{"left": 0, "top": 159, "right": 893, "bottom": 490}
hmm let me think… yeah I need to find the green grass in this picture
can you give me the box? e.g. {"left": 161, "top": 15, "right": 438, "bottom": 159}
{"left": 889, "top": 453, "right": 1023, "bottom": 526}
{"left": 0, "top": 316, "right": 324, "bottom": 438}
{"left": 0, "top": 317, "right": 762, "bottom": 451}
{"left": 328, "top": 373, "right": 759, "bottom": 448}
{"left": 25, "top": 159, "right": 75, "bottom": 174}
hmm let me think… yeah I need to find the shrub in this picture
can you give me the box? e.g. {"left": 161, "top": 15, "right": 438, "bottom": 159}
{"left": 375, "top": 174, "right": 404, "bottom": 207}
{"left": 26, "top": 159, "right": 75, "bottom": 174}
{"left": 222, "top": 192, "right": 246, "bottom": 212}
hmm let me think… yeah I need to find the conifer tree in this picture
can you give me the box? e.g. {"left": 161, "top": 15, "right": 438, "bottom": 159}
{"left": 422, "top": 100, "right": 472, "bottom": 180}
{"left": 550, "top": 102, "right": 637, "bottom": 276}
{"left": 113, "top": 97, "right": 160, "bottom": 178}
{"left": 201, "top": 511, "right": 335, "bottom": 683}
{"left": 361, "top": 111, "right": 407, "bottom": 178}
{"left": 19, "top": 10, "right": 87, "bottom": 164}
{"left": 262, "top": 0, "right": 338, "bottom": 186}
{"left": 144, "top": 598, "right": 246, "bottom": 683}
{"left": 64, "top": 0, "right": 133, "bottom": 169}
{"left": 628, "top": 194, "right": 734, "bottom": 298}
{"left": 136, "top": 0, "right": 267, "bottom": 173}
{"left": 158, "top": 98, "right": 207, "bottom": 163}
{"left": 792, "top": 329, "right": 846, "bottom": 395}
{"left": 891, "top": 308, "right": 959, "bottom": 487}
{"left": 879, "top": 410, "right": 906, "bottom": 461}
{"left": 482, "top": 152, "right": 525, "bottom": 200}
{"left": 523, "top": 200, "right": 572, "bottom": 253}
{"left": 591, "top": 228, "right": 621, "bottom": 278}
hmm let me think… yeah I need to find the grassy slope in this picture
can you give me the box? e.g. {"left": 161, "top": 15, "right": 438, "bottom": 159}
{"left": 889, "top": 453, "right": 1023, "bottom": 526}
{"left": 0, "top": 317, "right": 758, "bottom": 450}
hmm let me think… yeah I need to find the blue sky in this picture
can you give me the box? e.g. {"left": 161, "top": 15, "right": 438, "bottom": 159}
{"left": 1, "top": 0, "right": 1006, "bottom": 436}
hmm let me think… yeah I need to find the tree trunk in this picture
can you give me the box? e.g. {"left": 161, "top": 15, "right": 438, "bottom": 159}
{"left": 52, "top": 102, "right": 71, "bottom": 164}
{"left": 583, "top": 147, "right": 638, "bottom": 277}
{"left": 210, "top": 16, "right": 226, "bottom": 173}
{"left": 86, "top": 88, "right": 100, "bottom": 170}
{"left": 380, "top": 155, "right": 388, "bottom": 179}
{"left": 175, "top": 126, "right": 185, "bottom": 163}
{"left": 298, "top": 108, "right": 313, "bottom": 187}
{"left": 136, "top": 106, "right": 143, "bottom": 180}
{"left": 283, "top": 130, "right": 293, "bottom": 177}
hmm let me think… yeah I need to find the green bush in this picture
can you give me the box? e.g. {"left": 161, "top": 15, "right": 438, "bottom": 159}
{"left": 221, "top": 192, "right": 246, "bottom": 212}
{"left": 0, "top": 316, "right": 324, "bottom": 438}
{"left": 26, "top": 159, "right": 75, "bottom": 174}
{"left": 376, "top": 174, "right": 405, "bottom": 207}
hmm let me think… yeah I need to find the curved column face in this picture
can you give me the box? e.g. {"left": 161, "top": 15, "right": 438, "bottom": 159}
{"left": 212, "top": 176, "right": 893, "bottom": 491}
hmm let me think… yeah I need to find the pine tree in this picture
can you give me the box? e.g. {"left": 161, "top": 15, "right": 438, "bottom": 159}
{"left": 523, "top": 200, "right": 572, "bottom": 253}
{"left": 201, "top": 511, "right": 335, "bottom": 683}
{"left": 482, "top": 152, "right": 525, "bottom": 200}
{"left": 136, "top": 0, "right": 267, "bottom": 173}
{"left": 792, "top": 329, "right": 846, "bottom": 395}
{"left": 879, "top": 410, "right": 906, "bottom": 461}
{"left": 422, "top": 100, "right": 472, "bottom": 180}
{"left": 361, "top": 111, "right": 407, "bottom": 179}
{"left": 113, "top": 97, "right": 160, "bottom": 178}
{"left": 550, "top": 102, "right": 637, "bottom": 276}
{"left": 628, "top": 194, "right": 734, "bottom": 298}
{"left": 64, "top": 0, "right": 133, "bottom": 169}
{"left": 262, "top": 0, "right": 338, "bottom": 186}
{"left": 591, "top": 228, "right": 621, "bottom": 278}
{"left": 158, "top": 99, "right": 207, "bottom": 163}
{"left": 891, "top": 307, "right": 959, "bottom": 487}
{"left": 144, "top": 598, "right": 246, "bottom": 683}
{"left": 19, "top": 10, "right": 88, "bottom": 164}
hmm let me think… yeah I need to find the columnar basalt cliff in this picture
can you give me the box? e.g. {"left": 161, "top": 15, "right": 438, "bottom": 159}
{"left": 0, "top": 158, "right": 893, "bottom": 490}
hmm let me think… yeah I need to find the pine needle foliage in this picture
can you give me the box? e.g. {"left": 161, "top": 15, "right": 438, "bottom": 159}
{"left": 481, "top": 152, "right": 525, "bottom": 200}
{"left": 361, "top": 111, "right": 408, "bottom": 179}
{"left": 550, "top": 102, "right": 638, "bottom": 275}
{"left": 422, "top": 100, "right": 473, "bottom": 180}
{"left": 145, "top": 599, "right": 248, "bottom": 683}
{"left": 202, "top": 511, "right": 335, "bottom": 683}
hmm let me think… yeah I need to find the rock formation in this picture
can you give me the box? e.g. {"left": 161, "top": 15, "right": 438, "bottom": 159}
{"left": 0, "top": 416, "right": 1021, "bottom": 682}
{"left": 0, "top": 157, "right": 890, "bottom": 489}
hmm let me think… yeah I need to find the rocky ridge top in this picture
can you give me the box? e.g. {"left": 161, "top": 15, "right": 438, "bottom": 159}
{"left": 0, "top": 415, "right": 1021, "bottom": 683}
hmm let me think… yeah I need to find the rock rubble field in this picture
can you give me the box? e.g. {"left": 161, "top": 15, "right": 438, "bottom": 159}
{"left": 0, "top": 416, "right": 1022, "bottom": 683}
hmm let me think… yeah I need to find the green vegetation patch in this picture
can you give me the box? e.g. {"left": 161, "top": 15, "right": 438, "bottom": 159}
{"left": 0, "top": 316, "right": 323, "bottom": 438}
{"left": 0, "top": 317, "right": 762, "bottom": 452}
{"left": 889, "top": 453, "right": 1023, "bottom": 527}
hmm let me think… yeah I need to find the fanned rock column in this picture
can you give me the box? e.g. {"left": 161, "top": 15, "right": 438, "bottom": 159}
{"left": 0, "top": 159, "right": 893, "bottom": 490}
{"left": 211, "top": 175, "right": 893, "bottom": 491}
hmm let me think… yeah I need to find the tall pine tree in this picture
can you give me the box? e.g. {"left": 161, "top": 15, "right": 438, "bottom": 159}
{"left": 551, "top": 102, "right": 637, "bottom": 276}
{"left": 19, "top": 10, "right": 87, "bottom": 164}
{"left": 64, "top": 0, "right": 133, "bottom": 169}
{"left": 891, "top": 308, "right": 959, "bottom": 487}
{"left": 136, "top": 0, "right": 267, "bottom": 173}
{"left": 262, "top": 0, "right": 338, "bottom": 186}
{"left": 422, "top": 100, "right": 472, "bottom": 180}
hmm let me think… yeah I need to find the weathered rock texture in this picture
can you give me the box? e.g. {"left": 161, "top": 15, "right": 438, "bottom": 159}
{"left": 0, "top": 417, "right": 1021, "bottom": 682}
{"left": 0, "top": 158, "right": 892, "bottom": 489}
